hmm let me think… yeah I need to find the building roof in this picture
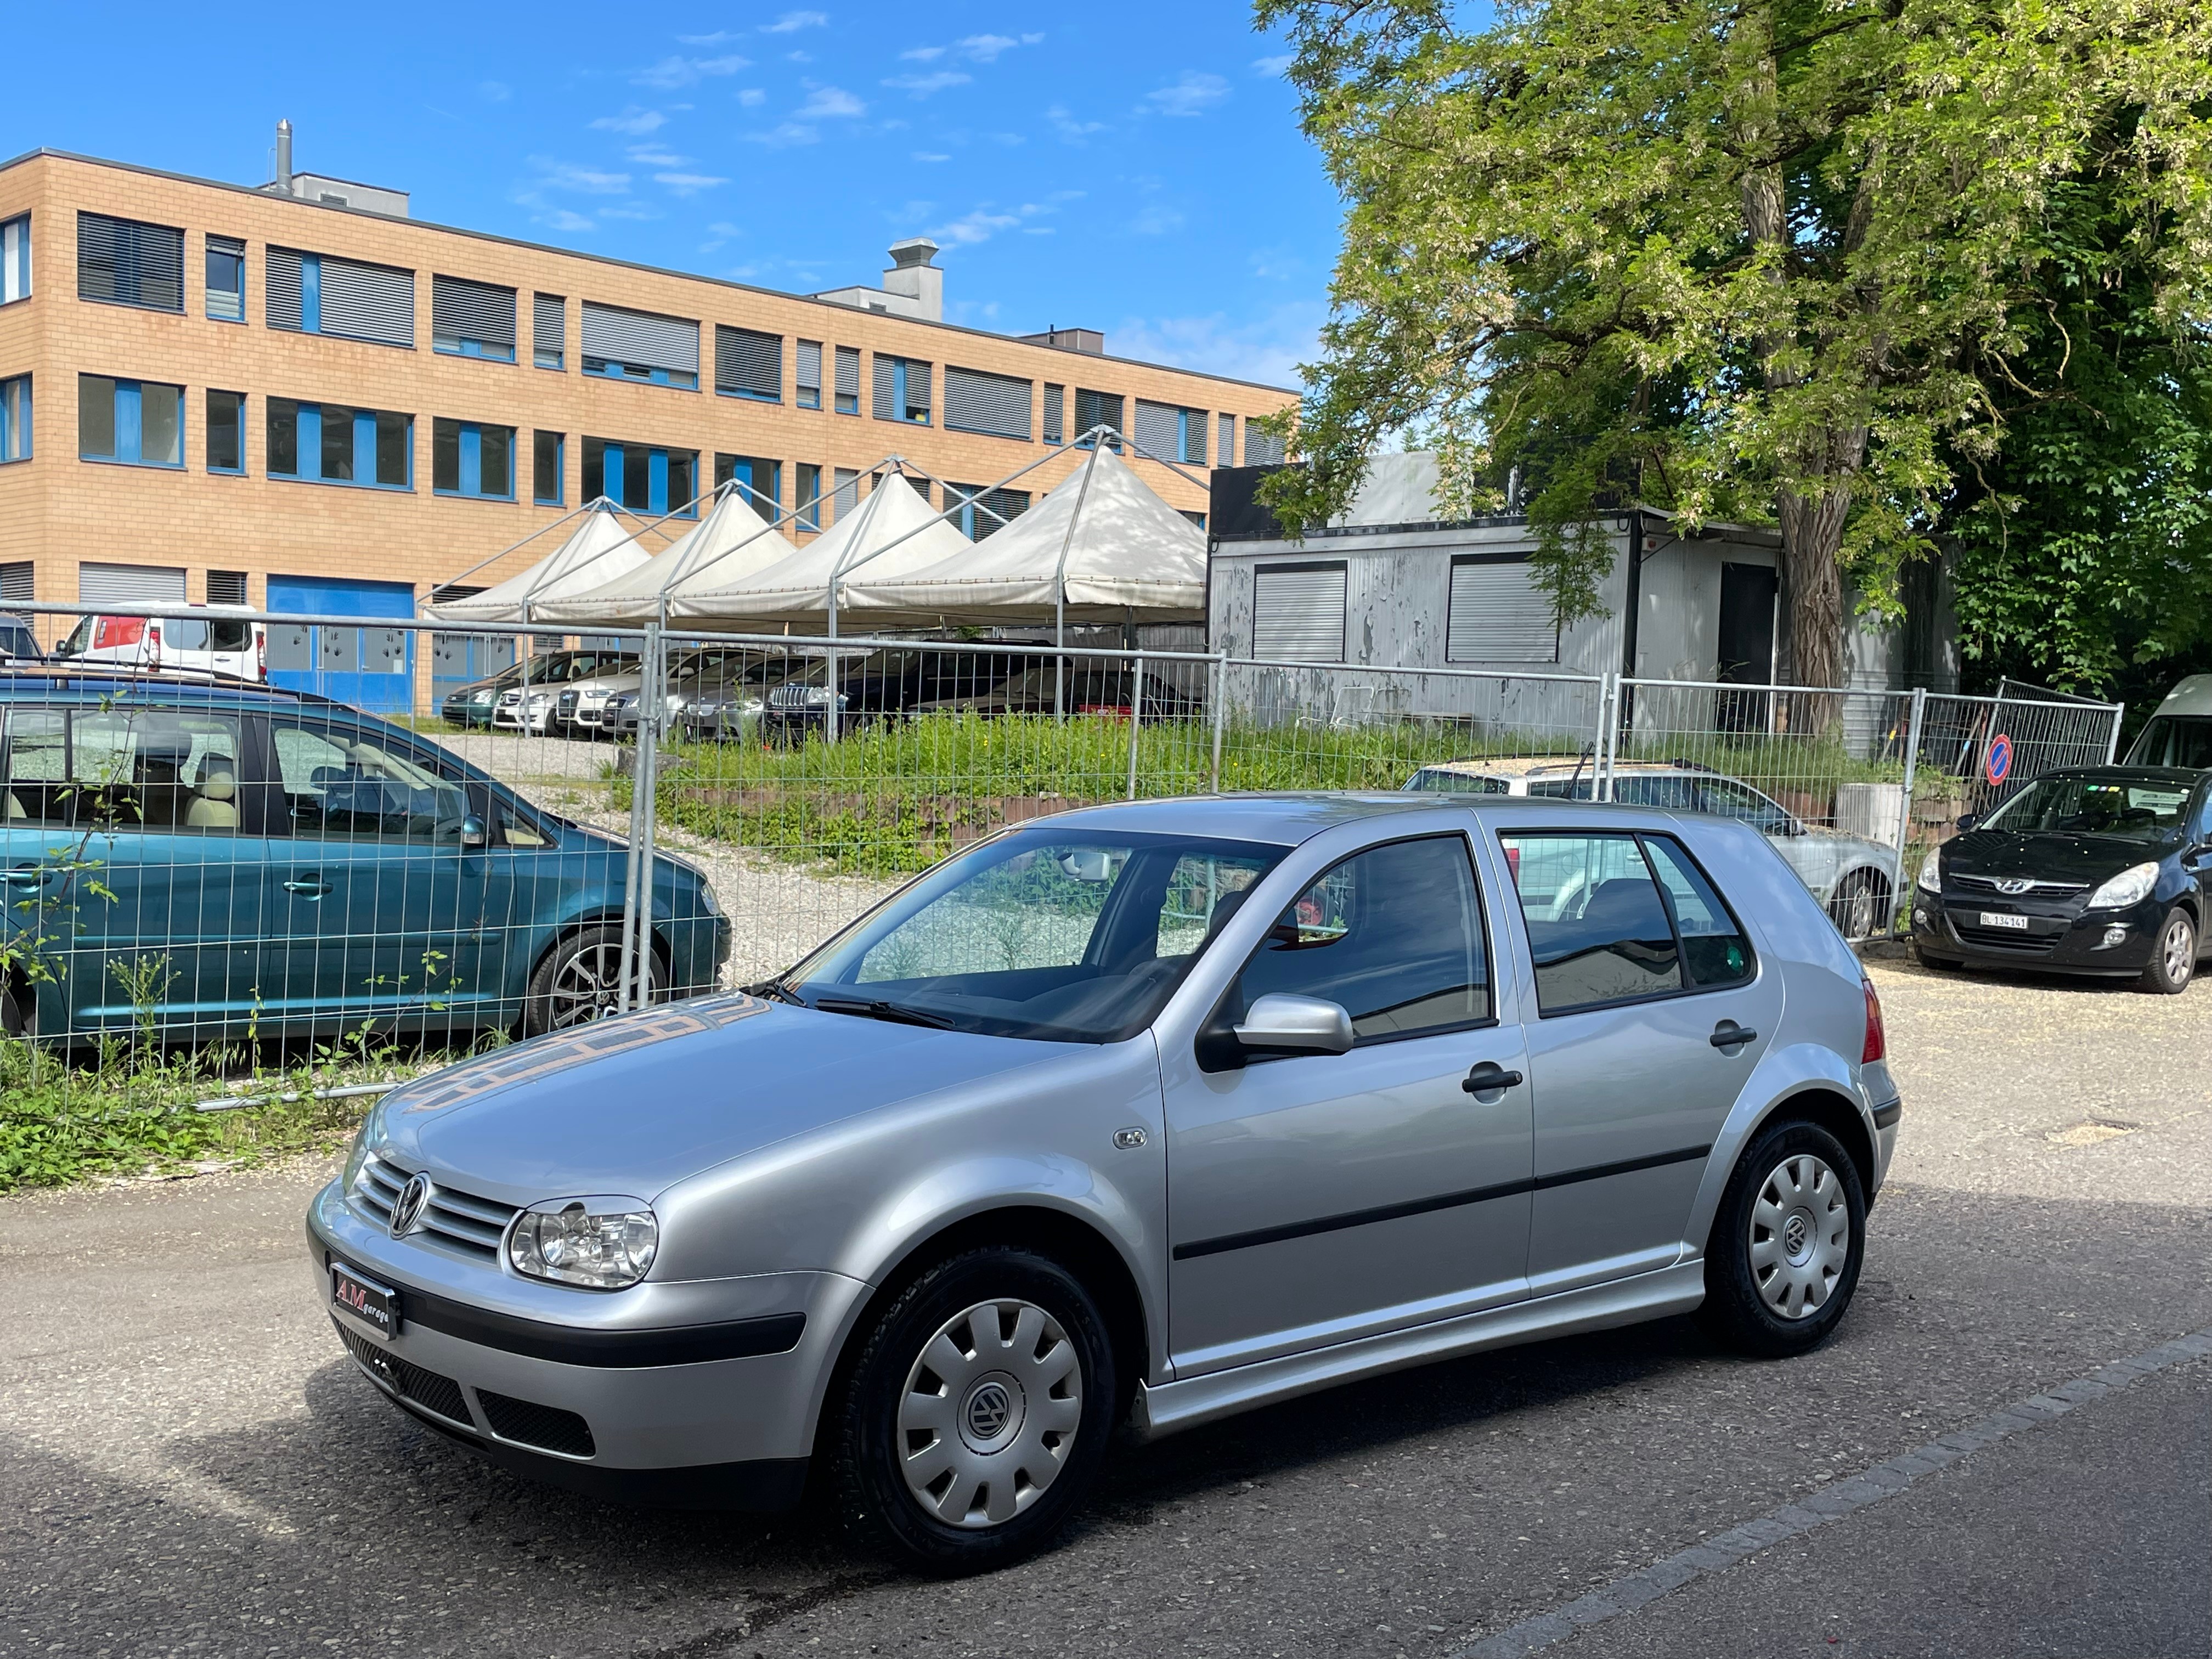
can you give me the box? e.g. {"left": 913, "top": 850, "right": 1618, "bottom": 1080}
{"left": 0, "top": 147, "right": 1296, "bottom": 396}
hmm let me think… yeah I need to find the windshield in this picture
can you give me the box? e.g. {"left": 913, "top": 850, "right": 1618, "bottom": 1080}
{"left": 784, "top": 827, "right": 1286, "bottom": 1042}
{"left": 2130, "top": 715, "right": 2212, "bottom": 771}
{"left": 1983, "top": 775, "right": 2193, "bottom": 842}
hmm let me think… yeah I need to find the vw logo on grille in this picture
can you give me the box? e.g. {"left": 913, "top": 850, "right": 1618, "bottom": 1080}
{"left": 965, "top": 1382, "right": 1013, "bottom": 1440}
{"left": 388, "top": 1173, "right": 433, "bottom": 1239}
{"left": 1995, "top": 878, "right": 2035, "bottom": 895}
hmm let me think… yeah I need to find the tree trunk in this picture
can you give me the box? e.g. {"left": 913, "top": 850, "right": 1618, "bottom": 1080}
{"left": 1777, "top": 486, "right": 1851, "bottom": 729}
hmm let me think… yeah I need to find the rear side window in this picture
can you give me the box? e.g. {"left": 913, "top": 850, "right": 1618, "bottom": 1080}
{"left": 1, "top": 707, "right": 242, "bottom": 834}
{"left": 1229, "top": 834, "right": 1491, "bottom": 1041}
{"left": 1499, "top": 831, "right": 1753, "bottom": 1013}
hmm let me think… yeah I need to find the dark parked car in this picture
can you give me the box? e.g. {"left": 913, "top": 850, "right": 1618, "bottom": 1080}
{"left": 913, "top": 662, "right": 1197, "bottom": 723}
{"left": 0, "top": 615, "right": 42, "bottom": 664}
{"left": 757, "top": 650, "right": 1037, "bottom": 744}
{"left": 1911, "top": 765, "right": 2210, "bottom": 992}
{"left": 438, "top": 648, "right": 611, "bottom": 730}
{"left": 1, "top": 668, "right": 727, "bottom": 1043}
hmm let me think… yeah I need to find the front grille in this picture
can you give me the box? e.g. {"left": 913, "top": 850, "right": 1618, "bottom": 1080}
{"left": 477, "top": 1389, "right": 596, "bottom": 1458}
{"left": 349, "top": 1155, "right": 520, "bottom": 1261}
{"left": 337, "top": 1323, "right": 471, "bottom": 1425}
{"left": 1950, "top": 873, "right": 2089, "bottom": 897}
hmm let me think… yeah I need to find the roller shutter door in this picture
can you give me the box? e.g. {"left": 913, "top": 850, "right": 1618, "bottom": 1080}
{"left": 1252, "top": 561, "right": 1346, "bottom": 663}
{"left": 582, "top": 302, "right": 699, "bottom": 375}
{"left": 80, "top": 562, "right": 188, "bottom": 606}
{"left": 1446, "top": 557, "right": 1559, "bottom": 663}
{"left": 944, "top": 366, "right": 1030, "bottom": 439}
{"left": 0, "top": 562, "right": 33, "bottom": 606}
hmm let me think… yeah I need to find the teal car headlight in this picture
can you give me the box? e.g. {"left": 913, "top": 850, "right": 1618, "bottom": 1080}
{"left": 508, "top": 1197, "right": 658, "bottom": 1289}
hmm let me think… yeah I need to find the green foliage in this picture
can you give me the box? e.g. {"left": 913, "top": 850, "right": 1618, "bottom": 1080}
{"left": 1253, "top": 0, "right": 2212, "bottom": 689}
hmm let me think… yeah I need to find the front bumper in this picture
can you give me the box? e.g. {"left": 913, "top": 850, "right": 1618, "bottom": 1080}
{"left": 306, "top": 1179, "right": 867, "bottom": 1502}
{"left": 1911, "top": 889, "right": 2163, "bottom": 975}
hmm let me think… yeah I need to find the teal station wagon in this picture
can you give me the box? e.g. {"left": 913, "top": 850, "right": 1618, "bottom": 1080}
{"left": 0, "top": 669, "right": 727, "bottom": 1043}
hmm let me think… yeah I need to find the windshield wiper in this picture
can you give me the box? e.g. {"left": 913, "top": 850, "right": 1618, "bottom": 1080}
{"left": 811, "top": 996, "right": 958, "bottom": 1030}
{"left": 739, "top": 977, "right": 804, "bottom": 1006}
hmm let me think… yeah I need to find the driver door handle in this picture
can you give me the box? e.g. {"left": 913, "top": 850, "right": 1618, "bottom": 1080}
{"left": 1462, "top": 1061, "right": 1525, "bottom": 1095}
{"left": 1711, "top": 1020, "right": 1757, "bottom": 1050}
{"left": 283, "top": 876, "right": 333, "bottom": 898}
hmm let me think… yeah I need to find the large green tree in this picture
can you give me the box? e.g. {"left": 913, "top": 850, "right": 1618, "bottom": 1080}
{"left": 1256, "top": 0, "right": 2212, "bottom": 695}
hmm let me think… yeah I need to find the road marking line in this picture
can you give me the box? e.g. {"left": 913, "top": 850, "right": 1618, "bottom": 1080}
{"left": 1448, "top": 1327, "right": 2212, "bottom": 1659}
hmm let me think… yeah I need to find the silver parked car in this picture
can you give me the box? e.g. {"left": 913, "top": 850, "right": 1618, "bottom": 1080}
{"left": 309, "top": 793, "right": 1900, "bottom": 1570}
{"left": 1407, "top": 757, "right": 1905, "bottom": 938}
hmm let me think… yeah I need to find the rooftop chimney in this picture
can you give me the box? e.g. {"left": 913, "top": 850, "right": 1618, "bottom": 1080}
{"left": 881, "top": 238, "right": 943, "bottom": 323}
{"left": 275, "top": 119, "right": 293, "bottom": 195}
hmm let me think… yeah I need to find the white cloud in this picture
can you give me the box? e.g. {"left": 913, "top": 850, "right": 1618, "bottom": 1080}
{"left": 1111, "top": 303, "right": 1322, "bottom": 386}
{"left": 540, "top": 208, "right": 596, "bottom": 232}
{"left": 1047, "top": 105, "right": 1107, "bottom": 144}
{"left": 1141, "top": 71, "right": 1230, "bottom": 117}
{"left": 930, "top": 207, "right": 1022, "bottom": 246}
{"left": 796, "top": 83, "right": 865, "bottom": 118}
{"left": 900, "top": 44, "right": 945, "bottom": 61}
{"left": 1130, "top": 202, "right": 1186, "bottom": 236}
{"left": 656, "top": 171, "right": 729, "bottom": 195}
{"left": 1252, "top": 53, "right": 1293, "bottom": 75}
{"left": 531, "top": 160, "right": 632, "bottom": 194}
{"left": 741, "top": 122, "right": 821, "bottom": 148}
{"left": 884, "top": 71, "right": 970, "bottom": 97}
{"left": 912, "top": 151, "right": 952, "bottom": 162}
{"left": 590, "top": 106, "right": 667, "bottom": 134}
{"left": 1021, "top": 32, "right": 1044, "bottom": 43}
{"left": 957, "top": 33, "right": 1019, "bottom": 60}
{"left": 627, "top": 144, "right": 691, "bottom": 166}
{"left": 634, "top": 53, "right": 748, "bottom": 89}
{"left": 737, "top": 88, "right": 767, "bottom": 106}
{"left": 478, "top": 80, "right": 511, "bottom": 102}
{"left": 678, "top": 30, "right": 741, "bottom": 44}
{"left": 763, "top": 9, "right": 828, "bottom": 31}
{"left": 1249, "top": 245, "right": 1303, "bottom": 280}
{"left": 599, "top": 202, "right": 659, "bottom": 222}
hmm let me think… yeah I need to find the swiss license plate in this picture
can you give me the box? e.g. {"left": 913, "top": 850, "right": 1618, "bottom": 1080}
{"left": 331, "top": 1260, "right": 400, "bottom": 1340}
{"left": 1977, "top": 911, "right": 2032, "bottom": 932}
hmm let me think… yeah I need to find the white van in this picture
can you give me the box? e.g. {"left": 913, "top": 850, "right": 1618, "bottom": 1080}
{"left": 2126, "top": 675, "right": 2212, "bottom": 770}
{"left": 53, "top": 608, "right": 266, "bottom": 681}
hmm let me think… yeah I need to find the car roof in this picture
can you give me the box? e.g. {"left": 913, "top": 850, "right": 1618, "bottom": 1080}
{"left": 1042, "top": 790, "right": 1701, "bottom": 847}
{"left": 1413, "top": 755, "right": 1713, "bottom": 780}
{"left": 0, "top": 664, "right": 311, "bottom": 712}
{"left": 2038, "top": 765, "right": 2207, "bottom": 788}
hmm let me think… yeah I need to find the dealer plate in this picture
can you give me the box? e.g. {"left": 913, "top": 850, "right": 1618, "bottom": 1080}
{"left": 1977, "top": 911, "right": 2032, "bottom": 932}
{"left": 330, "top": 1260, "right": 400, "bottom": 1340}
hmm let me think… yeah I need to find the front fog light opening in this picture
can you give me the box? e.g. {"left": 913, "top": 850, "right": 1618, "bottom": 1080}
{"left": 508, "top": 1197, "right": 658, "bottom": 1289}
{"left": 2101, "top": 924, "right": 2129, "bottom": 949}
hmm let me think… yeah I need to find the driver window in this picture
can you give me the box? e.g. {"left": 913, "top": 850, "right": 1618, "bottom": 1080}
{"left": 269, "top": 719, "right": 469, "bottom": 842}
{"left": 1229, "top": 836, "right": 1491, "bottom": 1042}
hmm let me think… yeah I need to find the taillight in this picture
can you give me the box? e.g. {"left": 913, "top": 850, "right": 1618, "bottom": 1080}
{"left": 256, "top": 626, "right": 267, "bottom": 680}
{"left": 146, "top": 623, "right": 161, "bottom": 670}
{"left": 1861, "top": 976, "right": 1886, "bottom": 1064}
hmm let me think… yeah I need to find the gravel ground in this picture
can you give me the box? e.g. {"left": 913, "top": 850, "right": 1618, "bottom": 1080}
{"left": 2, "top": 955, "right": 2208, "bottom": 1658}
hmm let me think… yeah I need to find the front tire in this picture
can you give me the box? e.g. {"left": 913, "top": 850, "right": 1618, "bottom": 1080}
{"left": 1702, "top": 1120, "right": 1866, "bottom": 1358}
{"left": 523, "top": 925, "right": 658, "bottom": 1035}
{"left": 2140, "top": 906, "right": 2197, "bottom": 995}
{"left": 828, "top": 1248, "right": 1117, "bottom": 1574}
{"left": 1912, "top": 939, "right": 1961, "bottom": 972}
{"left": 1826, "top": 871, "right": 1890, "bottom": 940}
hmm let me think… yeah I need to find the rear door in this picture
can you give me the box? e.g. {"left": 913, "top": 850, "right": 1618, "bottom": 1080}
{"left": 1495, "top": 826, "right": 1781, "bottom": 1296}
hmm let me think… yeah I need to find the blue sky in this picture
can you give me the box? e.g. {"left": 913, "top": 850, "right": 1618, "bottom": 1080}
{"left": 3, "top": 4, "right": 1339, "bottom": 388}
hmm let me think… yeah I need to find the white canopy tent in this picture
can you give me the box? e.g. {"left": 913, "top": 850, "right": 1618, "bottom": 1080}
{"left": 659, "top": 467, "right": 972, "bottom": 635}
{"left": 422, "top": 498, "right": 663, "bottom": 625}
{"left": 845, "top": 445, "right": 1207, "bottom": 636}
{"left": 531, "top": 484, "right": 792, "bottom": 628}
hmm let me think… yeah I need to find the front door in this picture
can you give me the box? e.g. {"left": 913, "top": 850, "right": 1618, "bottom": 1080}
{"left": 1497, "top": 828, "right": 1782, "bottom": 1296}
{"left": 1164, "top": 832, "right": 1532, "bottom": 1378}
{"left": 1717, "top": 562, "right": 1779, "bottom": 732}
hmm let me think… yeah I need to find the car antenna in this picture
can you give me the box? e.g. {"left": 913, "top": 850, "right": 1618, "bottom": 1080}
{"left": 1566, "top": 742, "right": 1594, "bottom": 797}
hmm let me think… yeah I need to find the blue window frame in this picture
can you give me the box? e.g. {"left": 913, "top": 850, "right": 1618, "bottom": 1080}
{"left": 432, "top": 418, "right": 516, "bottom": 500}
{"left": 583, "top": 436, "right": 696, "bottom": 516}
{"left": 533, "top": 430, "right": 564, "bottom": 505}
{"left": 872, "top": 354, "right": 932, "bottom": 425}
{"left": 78, "top": 375, "right": 183, "bottom": 468}
{"left": 0, "top": 374, "right": 30, "bottom": 462}
{"left": 206, "top": 235, "right": 245, "bottom": 324}
{"left": 206, "top": 390, "right": 245, "bottom": 474}
{"left": 583, "top": 356, "right": 697, "bottom": 390}
{"left": 1, "top": 214, "right": 29, "bottom": 305}
{"left": 714, "top": 453, "right": 780, "bottom": 513}
{"left": 266, "top": 398, "right": 412, "bottom": 489}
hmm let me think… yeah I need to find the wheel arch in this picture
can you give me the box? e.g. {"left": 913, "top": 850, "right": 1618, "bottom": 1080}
{"left": 1687, "top": 1048, "right": 1882, "bottom": 1260}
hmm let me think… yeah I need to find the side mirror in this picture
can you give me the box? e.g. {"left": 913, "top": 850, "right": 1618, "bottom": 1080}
{"left": 1956, "top": 812, "right": 1980, "bottom": 833}
{"left": 1232, "top": 993, "right": 1355, "bottom": 1056}
{"left": 459, "top": 814, "right": 488, "bottom": 848}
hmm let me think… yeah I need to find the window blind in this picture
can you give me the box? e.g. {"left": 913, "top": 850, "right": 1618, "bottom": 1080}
{"left": 872, "top": 355, "right": 894, "bottom": 418}
{"left": 1252, "top": 562, "right": 1347, "bottom": 663}
{"left": 832, "top": 466, "right": 861, "bottom": 521}
{"left": 0, "top": 561, "right": 32, "bottom": 606}
{"left": 715, "top": 325, "right": 782, "bottom": 399}
{"left": 953, "top": 484, "right": 1030, "bottom": 539}
{"left": 77, "top": 212, "right": 183, "bottom": 312}
{"left": 1133, "top": 399, "right": 1181, "bottom": 461}
{"left": 582, "top": 302, "right": 699, "bottom": 375}
{"left": 1042, "top": 383, "right": 1065, "bottom": 444}
{"left": 1074, "top": 388, "right": 1124, "bottom": 442}
{"left": 796, "top": 339, "right": 822, "bottom": 407}
{"left": 318, "top": 255, "right": 415, "bottom": 347}
{"left": 944, "top": 366, "right": 1030, "bottom": 440}
{"left": 1246, "top": 425, "right": 1288, "bottom": 466}
{"left": 834, "top": 345, "right": 861, "bottom": 412}
{"left": 1218, "top": 413, "right": 1236, "bottom": 467}
{"left": 432, "top": 274, "right": 517, "bottom": 354}
{"left": 1446, "top": 558, "right": 1559, "bottom": 663}
{"left": 206, "top": 569, "right": 248, "bottom": 606}
{"left": 533, "top": 293, "right": 566, "bottom": 369}
{"left": 266, "top": 246, "right": 303, "bottom": 329}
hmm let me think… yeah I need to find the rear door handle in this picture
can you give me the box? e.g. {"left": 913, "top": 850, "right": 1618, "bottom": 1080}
{"left": 1462, "top": 1061, "right": 1525, "bottom": 1095}
{"left": 283, "top": 876, "right": 333, "bottom": 898}
{"left": 1711, "top": 1020, "right": 1757, "bottom": 1050}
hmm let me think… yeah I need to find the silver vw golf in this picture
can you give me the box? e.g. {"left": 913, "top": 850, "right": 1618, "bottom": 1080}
{"left": 309, "top": 793, "right": 1901, "bottom": 1570}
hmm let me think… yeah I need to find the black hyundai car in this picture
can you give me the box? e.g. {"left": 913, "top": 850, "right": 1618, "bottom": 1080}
{"left": 1911, "top": 766, "right": 2210, "bottom": 992}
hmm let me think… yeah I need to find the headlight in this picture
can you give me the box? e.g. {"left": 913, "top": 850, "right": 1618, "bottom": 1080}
{"left": 507, "top": 1197, "right": 658, "bottom": 1289}
{"left": 340, "top": 1110, "right": 377, "bottom": 1193}
{"left": 1916, "top": 845, "right": 1942, "bottom": 893}
{"left": 698, "top": 879, "right": 724, "bottom": 918}
{"left": 2086, "top": 861, "right": 2159, "bottom": 910}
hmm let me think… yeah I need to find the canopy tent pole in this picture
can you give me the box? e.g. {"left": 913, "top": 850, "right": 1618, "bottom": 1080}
{"left": 429, "top": 496, "right": 611, "bottom": 595}
{"left": 1051, "top": 441, "right": 1105, "bottom": 723}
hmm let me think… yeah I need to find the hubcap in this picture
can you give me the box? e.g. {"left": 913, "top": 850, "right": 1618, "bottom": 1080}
{"left": 548, "top": 943, "right": 656, "bottom": 1029}
{"left": 2164, "top": 919, "right": 2193, "bottom": 985}
{"left": 1749, "top": 1153, "right": 1850, "bottom": 1321}
{"left": 896, "top": 1299, "right": 1082, "bottom": 1530}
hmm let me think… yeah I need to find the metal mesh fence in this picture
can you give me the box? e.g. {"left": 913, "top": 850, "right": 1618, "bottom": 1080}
{"left": 0, "top": 602, "right": 2125, "bottom": 1129}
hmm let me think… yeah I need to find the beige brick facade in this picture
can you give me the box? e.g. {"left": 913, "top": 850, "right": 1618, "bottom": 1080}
{"left": 0, "top": 150, "right": 1294, "bottom": 634}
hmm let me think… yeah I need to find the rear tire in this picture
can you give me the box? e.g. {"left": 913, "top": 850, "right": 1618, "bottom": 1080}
{"left": 523, "top": 926, "right": 658, "bottom": 1035}
{"left": 1701, "top": 1119, "right": 1866, "bottom": 1358}
{"left": 1912, "top": 940, "right": 1961, "bottom": 972}
{"left": 827, "top": 1248, "right": 1116, "bottom": 1574}
{"left": 1826, "top": 871, "right": 1890, "bottom": 940}
{"left": 2140, "top": 906, "right": 2196, "bottom": 995}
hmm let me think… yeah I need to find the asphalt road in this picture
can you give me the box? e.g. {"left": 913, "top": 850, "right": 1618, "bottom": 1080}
{"left": 3, "top": 954, "right": 2208, "bottom": 1659}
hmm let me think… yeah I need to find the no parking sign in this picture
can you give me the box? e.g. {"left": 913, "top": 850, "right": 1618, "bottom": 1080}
{"left": 1984, "top": 732, "right": 2013, "bottom": 787}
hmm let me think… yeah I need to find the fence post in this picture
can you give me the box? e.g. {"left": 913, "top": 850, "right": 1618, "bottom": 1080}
{"left": 1127, "top": 650, "right": 1144, "bottom": 801}
{"left": 1210, "top": 651, "right": 1228, "bottom": 794}
{"left": 619, "top": 620, "right": 661, "bottom": 1013}
{"left": 1595, "top": 673, "right": 1619, "bottom": 801}
{"left": 1894, "top": 686, "right": 1926, "bottom": 899}
{"left": 2103, "top": 703, "right": 2124, "bottom": 764}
